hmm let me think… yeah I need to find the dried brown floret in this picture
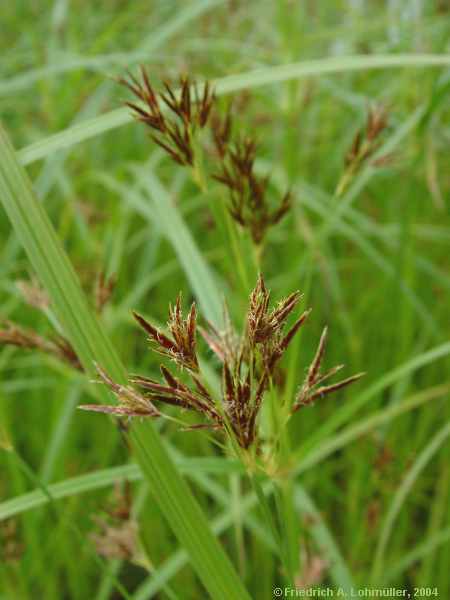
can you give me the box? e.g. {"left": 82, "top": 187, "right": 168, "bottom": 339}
{"left": 16, "top": 278, "right": 49, "bottom": 311}
{"left": 0, "top": 321, "right": 82, "bottom": 371}
{"left": 0, "top": 321, "right": 54, "bottom": 352}
{"left": 79, "top": 364, "right": 160, "bottom": 417}
{"left": 91, "top": 518, "right": 138, "bottom": 561}
{"left": 211, "top": 109, "right": 233, "bottom": 158}
{"left": 2, "top": 269, "right": 115, "bottom": 372}
{"left": 292, "top": 327, "right": 365, "bottom": 413}
{"left": 345, "top": 105, "right": 389, "bottom": 167}
{"left": 0, "top": 519, "right": 24, "bottom": 563}
{"left": 213, "top": 138, "right": 292, "bottom": 244}
{"left": 90, "top": 482, "right": 139, "bottom": 562}
{"left": 52, "top": 335, "right": 83, "bottom": 371}
{"left": 366, "top": 105, "right": 388, "bottom": 142}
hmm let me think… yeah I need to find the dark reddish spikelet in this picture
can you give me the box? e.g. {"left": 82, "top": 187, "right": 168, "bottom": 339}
{"left": 133, "top": 311, "right": 177, "bottom": 354}
{"left": 0, "top": 321, "right": 83, "bottom": 371}
{"left": 120, "top": 68, "right": 215, "bottom": 167}
{"left": 79, "top": 364, "right": 160, "bottom": 417}
{"left": 213, "top": 136, "right": 292, "bottom": 244}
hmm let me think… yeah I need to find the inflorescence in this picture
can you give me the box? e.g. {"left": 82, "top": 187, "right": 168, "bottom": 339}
{"left": 120, "top": 68, "right": 214, "bottom": 167}
{"left": 79, "top": 275, "right": 364, "bottom": 450}
{"left": 120, "top": 67, "right": 291, "bottom": 245}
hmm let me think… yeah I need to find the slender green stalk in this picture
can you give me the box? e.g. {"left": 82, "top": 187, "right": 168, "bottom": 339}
{"left": 221, "top": 200, "right": 252, "bottom": 293}
{"left": 0, "top": 122, "right": 250, "bottom": 600}
{"left": 40, "top": 384, "right": 82, "bottom": 484}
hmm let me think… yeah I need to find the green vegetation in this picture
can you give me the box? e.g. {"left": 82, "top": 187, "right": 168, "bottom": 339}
{"left": 1, "top": 2, "right": 449, "bottom": 598}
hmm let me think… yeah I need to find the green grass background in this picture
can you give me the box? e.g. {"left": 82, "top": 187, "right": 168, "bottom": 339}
{"left": 1, "top": 1, "right": 449, "bottom": 598}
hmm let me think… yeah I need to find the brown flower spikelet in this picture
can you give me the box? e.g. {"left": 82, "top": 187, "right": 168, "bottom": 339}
{"left": 120, "top": 67, "right": 214, "bottom": 167}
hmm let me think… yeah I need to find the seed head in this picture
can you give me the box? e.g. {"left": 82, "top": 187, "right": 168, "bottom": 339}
{"left": 211, "top": 109, "right": 233, "bottom": 158}
{"left": 247, "top": 274, "right": 303, "bottom": 344}
{"left": 120, "top": 68, "right": 214, "bottom": 167}
{"left": 83, "top": 276, "right": 363, "bottom": 451}
{"left": 213, "top": 137, "right": 292, "bottom": 244}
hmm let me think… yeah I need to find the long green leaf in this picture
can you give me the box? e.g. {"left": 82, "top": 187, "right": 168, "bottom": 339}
{"left": 0, "top": 457, "right": 242, "bottom": 521}
{"left": 371, "top": 420, "right": 450, "bottom": 583}
{"left": 135, "top": 167, "right": 223, "bottom": 324}
{"left": 0, "top": 122, "right": 250, "bottom": 600}
{"left": 0, "top": 0, "right": 226, "bottom": 97}
{"left": 18, "top": 54, "right": 450, "bottom": 166}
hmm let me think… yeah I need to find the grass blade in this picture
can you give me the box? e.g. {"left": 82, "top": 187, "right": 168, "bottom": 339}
{"left": 294, "top": 485, "right": 354, "bottom": 591}
{"left": 0, "top": 464, "right": 140, "bottom": 521}
{"left": 134, "top": 167, "right": 224, "bottom": 325}
{"left": 0, "top": 0, "right": 227, "bottom": 96}
{"left": 0, "top": 457, "right": 241, "bottom": 521}
{"left": 18, "top": 54, "right": 450, "bottom": 166}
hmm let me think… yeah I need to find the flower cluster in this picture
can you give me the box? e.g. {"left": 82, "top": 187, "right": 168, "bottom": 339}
{"left": 345, "top": 105, "right": 389, "bottom": 167}
{"left": 212, "top": 136, "right": 291, "bottom": 244}
{"left": 80, "top": 276, "right": 364, "bottom": 450}
{"left": 120, "top": 68, "right": 214, "bottom": 167}
{"left": 121, "top": 67, "right": 291, "bottom": 245}
{"left": 80, "top": 365, "right": 160, "bottom": 417}
{"left": 292, "top": 326, "right": 364, "bottom": 413}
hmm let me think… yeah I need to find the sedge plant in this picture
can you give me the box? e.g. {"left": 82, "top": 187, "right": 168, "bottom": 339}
{"left": 2, "top": 4, "right": 450, "bottom": 597}
{"left": 1, "top": 69, "right": 365, "bottom": 588}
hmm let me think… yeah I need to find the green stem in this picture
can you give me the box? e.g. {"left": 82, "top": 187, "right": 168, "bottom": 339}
{"left": 221, "top": 198, "right": 251, "bottom": 292}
